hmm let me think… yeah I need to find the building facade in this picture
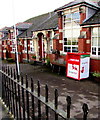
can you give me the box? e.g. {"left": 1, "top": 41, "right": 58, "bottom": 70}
{"left": 0, "top": 0, "right": 100, "bottom": 73}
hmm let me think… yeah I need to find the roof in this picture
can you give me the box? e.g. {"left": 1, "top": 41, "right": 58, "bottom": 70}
{"left": 81, "top": 10, "right": 100, "bottom": 25}
{"left": 18, "top": 12, "right": 58, "bottom": 38}
{"left": 0, "top": 27, "right": 8, "bottom": 33}
{"left": 55, "top": 0, "right": 100, "bottom": 11}
{"left": 16, "top": 22, "right": 32, "bottom": 30}
{"left": 1, "top": 35, "right": 8, "bottom": 40}
{"left": 14, "top": 22, "right": 32, "bottom": 30}
{"left": 32, "top": 12, "right": 58, "bottom": 31}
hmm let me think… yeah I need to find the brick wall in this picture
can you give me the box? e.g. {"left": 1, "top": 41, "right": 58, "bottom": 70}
{"left": 90, "top": 59, "right": 100, "bottom": 72}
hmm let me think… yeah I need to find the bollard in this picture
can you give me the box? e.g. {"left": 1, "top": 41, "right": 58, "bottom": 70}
{"left": 45, "top": 84, "right": 49, "bottom": 120}
{"left": 37, "top": 80, "right": 41, "bottom": 120}
{"left": 66, "top": 96, "right": 71, "bottom": 118}
{"left": 82, "top": 103, "right": 89, "bottom": 120}
{"left": 31, "top": 78, "right": 35, "bottom": 119}
{"left": 55, "top": 89, "right": 58, "bottom": 120}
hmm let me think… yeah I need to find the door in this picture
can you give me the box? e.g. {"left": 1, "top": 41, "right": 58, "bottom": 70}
{"left": 38, "top": 33, "right": 44, "bottom": 61}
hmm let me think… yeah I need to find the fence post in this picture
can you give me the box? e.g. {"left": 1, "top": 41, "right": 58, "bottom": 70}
{"left": 55, "top": 89, "right": 58, "bottom": 120}
{"left": 4, "top": 66, "right": 8, "bottom": 107}
{"left": 2, "top": 66, "right": 3, "bottom": 71}
{"left": 82, "top": 103, "right": 89, "bottom": 120}
{"left": 7, "top": 69, "right": 10, "bottom": 112}
{"left": 14, "top": 69, "right": 16, "bottom": 80}
{"left": 21, "top": 76, "right": 25, "bottom": 120}
{"left": 26, "top": 75, "right": 30, "bottom": 120}
{"left": 2, "top": 66, "right": 5, "bottom": 102}
{"left": 31, "top": 78, "right": 35, "bottom": 119}
{"left": 11, "top": 71, "right": 16, "bottom": 118}
{"left": 10, "top": 67, "right": 13, "bottom": 78}
{"left": 8, "top": 71, "right": 12, "bottom": 114}
{"left": 26, "top": 74, "right": 28, "bottom": 88}
{"left": 4, "top": 66, "right": 6, "bottom": 73}
{"left": 45, "top": 84, "right": 48, "bottom": 120}
{"left": 66, "top": 96, "right": 71, "bottom": 118}
{"left": 5, "top": 66, "right": 7, "bottom": 74}
{"left": 14, "top": 80, "right": 18, "bottom": 119}
{"left": 37, "top": 80, "right": 41, "bottom": 120}
{"left": 8, "top": 66, "right": 10, "bottom": 76}
{"left": 18, "top": 80, "right": 21, "bottom": 119}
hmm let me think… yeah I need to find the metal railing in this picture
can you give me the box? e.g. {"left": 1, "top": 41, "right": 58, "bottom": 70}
{"left": 0, "top": 65, "right": 89, "bottom": 120}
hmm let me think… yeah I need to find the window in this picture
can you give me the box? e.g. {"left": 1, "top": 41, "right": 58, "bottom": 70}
{"left": 63, "top": 10, "right": 80, "bottom": 53}
{"left": 49, "top": 31, "right": 53, "bottom": 53}
{"left": 24, "top": 40, "right": 27, "bottom": 53}
{"left": 12, "top": 39, "right": 16, "bottom": 53}
{"left": 30, "top": 41, "right": 34, "bottom": 53}
{"left": 50, "top": 39, "right": 53, "bottom": 52}
{"left": 91, "top": 27, "right": 100, "bottom": 56}
{"left": 11, "top": 32, "right": 14, "bottom": 39}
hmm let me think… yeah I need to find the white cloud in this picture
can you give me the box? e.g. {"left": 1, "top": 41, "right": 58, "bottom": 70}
{"left": 0, "top": 0, "right": 72, "bottom": 28}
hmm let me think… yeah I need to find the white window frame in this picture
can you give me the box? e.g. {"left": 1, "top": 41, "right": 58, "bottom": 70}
{"left": 24, "top": 40, "right": 27, "bottom": 53}
{"left": 49, "top": 31, "right": 53, "bottom": 53}
{"left": 91, "top": 27, "right": 100, "bottom": 58}
{"left": 63, "top": 10, "right": 80, "bottom": 54}
{"left": 12, "top": 39, "right": 16, "bottom": 53}
{"left": 30, "top": 40, "right": 34, "bottom": 53}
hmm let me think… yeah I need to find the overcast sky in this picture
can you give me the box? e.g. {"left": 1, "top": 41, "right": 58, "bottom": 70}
{"left": 0, "top": 0, "right": 73, "bottom": 29}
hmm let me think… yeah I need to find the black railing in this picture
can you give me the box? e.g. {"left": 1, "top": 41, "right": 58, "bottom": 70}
{"left": 0, "top": 65, "right": 89, "bottom": 120}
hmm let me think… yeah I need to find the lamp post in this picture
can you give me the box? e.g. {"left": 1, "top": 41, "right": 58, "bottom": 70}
{"left": 12, "top": 0, "right": 20, "bottom": 80}
{"left": 14, "top": 25, "right": 20, "bottom": 80}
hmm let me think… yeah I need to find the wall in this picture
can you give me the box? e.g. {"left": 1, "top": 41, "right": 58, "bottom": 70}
{"left": 90, "top": 59, "right": 100, "bottom": 72}
{"left": 78, "top": 27, "right": 91, "bottom": 53}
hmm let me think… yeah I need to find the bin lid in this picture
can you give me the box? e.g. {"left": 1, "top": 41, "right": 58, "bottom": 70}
{"left": 67, "top": 52, "right": 90, "bottom": 56}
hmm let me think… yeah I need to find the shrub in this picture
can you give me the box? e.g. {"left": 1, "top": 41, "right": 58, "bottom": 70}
{"left": 32, "top": 55, "right": 36, "bottom": 59}
{"left": 46, "top": 58, "right": 50, "bottom": 66}
{"left": 92, "top": 72, "right": 100, "bottom": 78}
{"left": 7, "top": 58, "right": 14, "bottom": 63}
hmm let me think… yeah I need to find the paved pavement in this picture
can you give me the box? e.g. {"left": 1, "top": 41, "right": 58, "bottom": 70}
{"left": 0, "top": 99, "right": 13, "bottom": 120}
{"left": 0, "top": 61, "right": 100, "bottom": 119}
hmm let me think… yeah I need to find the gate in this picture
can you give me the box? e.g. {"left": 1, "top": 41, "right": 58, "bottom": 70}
{"left": 0, "top": 65, "right": 89, "bottom": 120}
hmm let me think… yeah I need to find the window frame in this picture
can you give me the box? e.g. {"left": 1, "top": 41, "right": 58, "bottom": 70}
{"left": 91, "top": 27, "right": 100, "bottom": 57}
{"left": 24, "top": 40, "right": 27, "bottom": 53}
{"left": 49, "top": 31, "right": 53, "bottom": 53}
{"left": 12, "top": 39, "right": 16, "bottom": 53}
{"left": 30, "top": 40, "right": 34, "bottom": 53}
{"left": 63, "top": 10, "right": 80, "bottom": 54}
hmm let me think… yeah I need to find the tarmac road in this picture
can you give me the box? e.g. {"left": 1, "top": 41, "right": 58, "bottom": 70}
{"left": 0, "top": 61, "right": 100, "bottom": 119}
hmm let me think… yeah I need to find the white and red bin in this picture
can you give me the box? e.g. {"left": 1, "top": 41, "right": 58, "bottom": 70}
{"left": 66, "top": 53, "right": 90, "bottom": 80}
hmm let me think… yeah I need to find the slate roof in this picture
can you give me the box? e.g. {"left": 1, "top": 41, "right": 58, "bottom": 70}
{"left": 81, "top": 10, "right": 100, "bottom": 25}
{"left": 55, "top": 0, "right": 100, "bottom": 11}
{"left": 1, "top": 35, "right": 8, "bottom": 40}
{"left": 0, "top": 27, "right": 8, "bottom": 33}
{"left": 12, "top": 22, "right": 32, "bottom": 30}
{"left": 18, "top": 12, "right": 58, "bottom": 38}
{"left": 32, "top": 12, "right": 58, "bottom": 31}
{"left": 16, "top": 22, "right": 32, "bottom": 30}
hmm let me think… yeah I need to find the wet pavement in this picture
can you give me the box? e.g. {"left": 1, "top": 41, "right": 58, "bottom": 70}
{"left": 0, "top": 63, "right": 13, "bottom": 120}
{"left": 0, "top": 99, "right": 13, "bottom": 120}
{"left": 0, "top": 61, "right": 100, "bottom": 119}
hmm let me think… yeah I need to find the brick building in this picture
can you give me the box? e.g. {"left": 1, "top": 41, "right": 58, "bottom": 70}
{"left": 0, "top": 0, "right": 100, "bottom": 73}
